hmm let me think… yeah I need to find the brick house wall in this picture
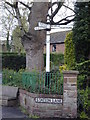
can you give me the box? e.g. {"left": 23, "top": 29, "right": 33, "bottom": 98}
{"left": 44, "top": 30, "right": 71, "bottom": 54}
{"left": 44, "top": 43, "right": 65, "bottom": 54}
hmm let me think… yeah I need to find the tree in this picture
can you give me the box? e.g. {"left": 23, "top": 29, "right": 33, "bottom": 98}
{"left": 12, "top": 26, "right": 25, "bottom": 53}
{"left": 12, "top": 16, "right": 28, "bottom": 53}
{"left": 3, "top": 1, "right": 75, "bottom": 72}
{"left": 72, "top": 2, "right": 90, "bottom": 63}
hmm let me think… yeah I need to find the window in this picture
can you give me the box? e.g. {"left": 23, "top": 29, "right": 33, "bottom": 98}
{"left": 52, "top": 44, "right": 56, "bottom": 52}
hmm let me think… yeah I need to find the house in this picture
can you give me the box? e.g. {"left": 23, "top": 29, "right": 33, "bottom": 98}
{"left": 44, "top": 30, "right": 71, "bottom": 54}
{"left": 1, "top": 30, "right": 70, "bottom": 54}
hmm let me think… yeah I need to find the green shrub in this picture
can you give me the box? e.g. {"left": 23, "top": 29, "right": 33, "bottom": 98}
{"left": 2, "top": 52, "right": 64, "bottom": 71}
{"left": 44, "top": 53, "right": 64, "bottom": 67}
{"left": 76, "top": 60, "right": 89, "bottom": 118}
{"left": 80, "top": 111, "right": 88, "bottom": 119}
{"left": 77, "top": 75, "right": 87, "bottom": 90}
{"left": 64, "top": 31, "right": 76, "bottom": 69}
{"left": 75, "top": 60, "right": 90, "bottom": 76}
{"left": 77, "top": 87, "right": 89, "bottom": 119}
{"left": 59, "top": 64, "right": 68, "bottom": 72}
{"left": 3, "top": 68, "right": 25, "bottom": 87}
{"left": 2, "top": 52, "right": 26, "bottom": 71}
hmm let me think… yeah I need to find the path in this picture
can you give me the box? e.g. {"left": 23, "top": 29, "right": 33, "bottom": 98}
{"left": 0, "top": 106, "right": 28, "bottom": 119}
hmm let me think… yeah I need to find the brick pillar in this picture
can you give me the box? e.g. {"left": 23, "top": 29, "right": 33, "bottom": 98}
{"left": 62, "top": 70, "right": 79, "bottom": 118}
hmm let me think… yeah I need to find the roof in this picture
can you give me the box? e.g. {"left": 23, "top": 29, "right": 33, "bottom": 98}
{"left": 50, "top": 30, "right": 71, "bottom": 44}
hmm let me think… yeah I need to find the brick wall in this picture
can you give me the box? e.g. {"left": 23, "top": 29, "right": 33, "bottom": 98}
{"left": 44, "top": 43, "right": 65, "bottom": 54}
{"left": 19, "top": 90, "right": 63, "bottom": 118}
{"left": 56, "top": 44, "right": 65, "bottom": 54}
{"left": 19, "top": 70, "right": 78, "bottom": 118}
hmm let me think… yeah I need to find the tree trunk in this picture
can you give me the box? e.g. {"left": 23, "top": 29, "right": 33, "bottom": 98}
{"left": 22, "top": 2, "right": 49, "bottom": 72}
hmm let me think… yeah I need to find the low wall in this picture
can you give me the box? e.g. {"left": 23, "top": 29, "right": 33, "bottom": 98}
{"left": 19, "top": 90, "right": 63, "bottom": 118}
{"left": 19, "top": 70, "right": 78, "bottom": 118}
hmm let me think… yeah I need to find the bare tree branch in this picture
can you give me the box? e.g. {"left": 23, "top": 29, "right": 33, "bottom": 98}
{"left": 4, "top": 5, "right": 17, "bottom": 18}
{"left": 63, "top": 4, "right": 76, "bottom": 14}
{"left": 49, "top": 2, "right": 76, "bottom": 25}
{"left": 52, "top": 17, "right": 75, "bottom": 25}
{"left": 5, "top": 1, "right": 14, "bottom": 8}
{"left": 54, "top": 14, "right": 75, "bottom": 24}
{"left": 14, "top": 2, "right": 25, "bottom": 36}
{"left": 50, "top": 2, "right": 63, "bottom": 20}
{"left": 19, "top": 1, "right": 32, "bottom": 10}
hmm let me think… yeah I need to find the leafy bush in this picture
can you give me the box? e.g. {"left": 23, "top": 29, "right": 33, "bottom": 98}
{"left": 2, "top": 52, "right": 64, "bottom": 71}
{"left": 77, "top": 75, "right": 88, "bottom": 90}
{"left": 59, "top": 64, "right": 68, "bottom": 72}
{"left": 64, "top": 32, "right": 76, "bottom": 69}
{"left": 77, "top": 87, "right": 89, "bottom": 119}
{"left": 44, "top": 53, "right": 64, "bottom": 67}
{"left": 76, "top": 60, "right": 90, "bottom": 118}
{"left": 3, "top": 68, "right": 25, "bottom": 87}
{"left": 2, "top": 52, "right": 26, "bottom": 71}
{"left": 75, "top": 60, "right": 90, "bottom": 76}
{"left": 80, "top": 111, "right": 88, "bottom": 119}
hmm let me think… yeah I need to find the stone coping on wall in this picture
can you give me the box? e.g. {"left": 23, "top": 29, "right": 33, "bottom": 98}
{"left": 63, "top": 70, "right": 79, "bottom": 74}
{"left": 62, "top": 70, "right": 79, "bottom": 78}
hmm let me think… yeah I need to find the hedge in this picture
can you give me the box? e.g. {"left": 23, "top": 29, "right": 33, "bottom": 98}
{"left": 75, "top": 60, "right": 90, "bottom": 76}
{"left": 2, "top": 52, "right": 26, "bottom": 71}
{"left": 2, "top": 52, "right": 64, "bottom": 71}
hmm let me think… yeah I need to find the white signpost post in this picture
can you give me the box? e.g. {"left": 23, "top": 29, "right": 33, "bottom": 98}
{"left": 34, "top": 15, "right": 51, "bottom": 86}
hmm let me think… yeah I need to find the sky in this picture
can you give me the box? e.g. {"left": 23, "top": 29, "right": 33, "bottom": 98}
{"left": 0, "top": 0, "right": 76, "bottom": 41}
{"left": 50, "top": 0, "right": 76, "bottom": 32}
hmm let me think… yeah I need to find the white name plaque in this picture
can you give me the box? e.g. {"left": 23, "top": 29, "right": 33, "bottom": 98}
{"left": 35, "top": 98, "right": 62, "bottom": 104}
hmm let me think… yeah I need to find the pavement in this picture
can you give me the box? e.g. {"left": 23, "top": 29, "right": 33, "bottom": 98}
{"left": 0, "top": 106, "right": 28, "bottom": 119}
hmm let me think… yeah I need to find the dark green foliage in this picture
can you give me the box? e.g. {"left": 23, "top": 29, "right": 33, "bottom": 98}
{"left": 44, "top": 53, "right": 64, "bottom": 67}
{"left": 64, "top": 31, "right": 75, "bottom": 69}
{"left": 76, "top": 60, "right": 90, "bottom": 90}
{"left": 76, "top": 60, "right": 90, "bottom": 118}
{"left": 72, "top": 2, "right": 90, "bottom": 118}
{"left": 76, "top": 60, "right": 90, "bottom": 76}
{"left": 72, "top": 2, "right": 90, "bottom": 63}
{"left": 2, "top": 52, "right": 64, "bottom": 71}
{"left": 2, "top": 52, "right": 26, "bottom": 71}
{"left": 77, "top": 87, "right": 89, "bottom": 118}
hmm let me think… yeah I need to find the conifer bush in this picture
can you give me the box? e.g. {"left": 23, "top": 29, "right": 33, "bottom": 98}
{"left": 64, "top": 31, "right": 75, "bottom": 70}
